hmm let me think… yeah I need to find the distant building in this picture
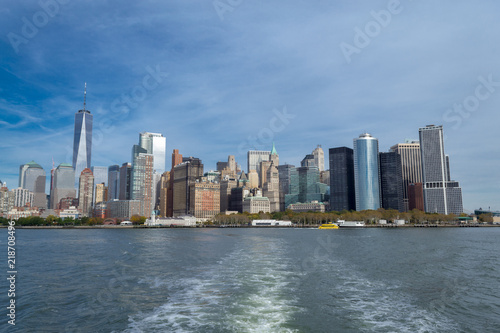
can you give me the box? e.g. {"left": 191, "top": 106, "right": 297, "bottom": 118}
{"left": 95, "top": 183, "right": 108, "bottom": 205}
{"left": 13, "top": 188, "right": 34, "bottom": 208}
{"left": 419, "top": 125, "right": 463, "bottom": 215}
{"left": 59, "top": 206, "right": 80, "bottom": 220}
{"left": 51, "top": 163, "right": 76, "bottom": 210}
{"left": 190, "top": 181, "right": 220, "bottom": 220}
{"left": 353, "top": 133, "right": 380, "bottom": 211}
{"left": 390, "top": 141, "right": 422, "bottom": 211}
{"left": 119, "top": 163, "right": 132, "bottom": 200}
{"left": 278, "top": 164, "right": 295, "bottom": 211}
{"left": 172, "top": 157, "right": 204, "bottom": 217}
{"left": 301, "top": 154, "right": 315, "bottom": 167}
{"left": 329, "top": 147, "right": 355, "bottom": 212}
{"left": 220, "top": 177, "right": 238, "bottom": 213}
{"left": 285, "top": 166, "right": 327, "bottom": 208}
{"left": 19, "top": 161, "right": 46, "bottom": 209}
{"left": 107, "top": 200, "right": 141, "bottom": 219}
{"left": 107, "top": 165, "right": 120, "bottom": 201}
{"left": 379, "top": 152, "right": 404, "bottom": 211}
{"left": 243, "top": 196, "right": 270, "bottom": 214}
{"left": 91, "top": 166, "right": 107, "bottom": 203}
{"left": 247, "top": 169, "right": 259, "bottom": 188}
{"left": 312, "top": 145, "right": 325, "bottom": 171}
{"left": 287, "top": 201, "right": 326, "bottom": 213}
{"left": 263, "top": 163, "right": 280, "bottom": 212}
{"left": 408, "top": 183, "right": 424, "bottom": 211}
{"left": 131, "top": 153, "right": 154, "bottom": 217}
{"left": 72, "top": 84, "right": 93, "bottom": 188}
{"left": 247, "top": 150, "right": 271, "bottom": 177}
{"left": 138, "top": 132, "right": 167, "bottom": 173}
{"left": 159, "top": 171, "right": 170, "bottom": 217}
{"left": 7, "top": 206, "right": 40, "bottom": 220}
{"left": 93, "top": 201, "right": 107, "bottom": 219}
{"left": 78, "top": 168, "right": 94, "bottom": 217}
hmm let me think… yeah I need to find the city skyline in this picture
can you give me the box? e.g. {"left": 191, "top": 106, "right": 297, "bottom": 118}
{"left": 1, "top": 2, "right": 500, "bottom": 212}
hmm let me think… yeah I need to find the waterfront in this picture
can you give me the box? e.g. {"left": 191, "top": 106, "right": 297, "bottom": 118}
{"left": 1, "top": 228, "right": 500, "bottom": 332}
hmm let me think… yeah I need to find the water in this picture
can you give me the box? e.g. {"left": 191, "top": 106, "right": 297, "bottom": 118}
{"left": 1, "top": 227, "right": 500, "bottom": 332}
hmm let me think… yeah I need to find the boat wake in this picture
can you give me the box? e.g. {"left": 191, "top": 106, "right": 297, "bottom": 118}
{"left": 124, "top": 236, "right": 300, "bottom": 332}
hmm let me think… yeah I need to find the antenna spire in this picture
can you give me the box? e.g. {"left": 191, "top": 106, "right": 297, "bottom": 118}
{"left": 83, "top": 82, "right": 87, "bottom": 112}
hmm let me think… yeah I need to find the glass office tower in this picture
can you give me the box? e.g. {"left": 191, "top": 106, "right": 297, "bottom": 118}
{"left": 353, "top": 133, "right": 381, "bottom": 211}
{"left": 72, "top": 84, "right": 93, "bottom": 188}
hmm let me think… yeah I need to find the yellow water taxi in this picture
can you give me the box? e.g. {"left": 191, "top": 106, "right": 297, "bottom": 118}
{"left": 318, "top": 223, "right": 339, "bottom": 229}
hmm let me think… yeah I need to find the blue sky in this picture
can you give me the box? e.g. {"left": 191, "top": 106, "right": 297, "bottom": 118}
{"left": 1, "top": 0, "right": 499, "bottom": 212}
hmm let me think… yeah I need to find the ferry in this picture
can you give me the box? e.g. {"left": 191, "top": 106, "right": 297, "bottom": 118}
{"left": 336, "top": 220, "right": 365, "bottom": 228}
{"left": 318, "top": 223, "right": 339, "bottom": 229}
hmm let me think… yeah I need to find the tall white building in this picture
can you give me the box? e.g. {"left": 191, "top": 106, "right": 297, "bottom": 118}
{"left": 139, "top": 132, "right": 166, "bottom": 173}
{"left": 19, "top": 161, "right": 46, "bottom": 209}
{"left": 419, "top": 125, "right": 463, "bottom": 215}
{"left": 312, "top": 145, "right": 325, "bottom": 172}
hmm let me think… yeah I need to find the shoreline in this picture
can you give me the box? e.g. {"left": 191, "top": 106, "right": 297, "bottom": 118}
{"left": 2, "top": 223, "right": 499, "bottom": 229}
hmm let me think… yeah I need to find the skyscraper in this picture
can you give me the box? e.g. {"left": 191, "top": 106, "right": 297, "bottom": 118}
{"left": 419, "top": 125, "right": 463, "bottom": 215}
{"left": 138, "top": 132, "right": 166, "bottom": 173}
{"left": 91, "top": 166, "right": 107, "bottom": 204}
{"left": 329, "top": 147, "right": 355, "bottom": 212}
{"left": 119, "top": 163, "right": 132, "bottom": 200}
{"left": 107, "top": 165, "right": 120, "bottom": 201}
{"left": 131, "top": 153, "right": 154, "bottom": 217}
{"left": 51, "top": 163, "right": 76, "bottom": 209}
{"left": 263, "top": 163, "right": 280, "bottom": 212}
{"left": 73, "top": 83, "right": 93, "bottom": 188}
{"left": 379, "top": 151, "right": 404, "bottom": 212}
{"left": 78, "top": 168, "right": 94, "bottom": 217}
{"left": 19, "top": 161, "right": 46, "bottom": 209}
{"left": 247, "top": 150, "right": 270, "bottom": 176}
{"left": 284, "top": 166, "right": 326, "bottom": 209}
{"left": 172, "top": 157, "right": 203, "bottom": 217}
{"left": 353, "top": 133, "right": 381, "bottom": 211}
{"left": 312, "top": 145, "right": 325, "bottom": 171}
{"left": 390, "top": 141, "right": 422, "bottom": 211}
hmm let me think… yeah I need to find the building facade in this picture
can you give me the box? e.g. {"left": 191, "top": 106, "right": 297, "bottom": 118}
{"left": 119, "top": 162, "right": 132, "bottom": 200}
{"left": 78, "top": 168, "right": 94, "bottom": 217}
{"left": 51, "top": 163, "right": 76, "bottom": 209}
{"left": 312, "top": 145, "right": 325, "bottom": 171}
{"left": 419, "top": 125, "right": 463, "bottom": 215}
{"left": 329, "top": 147, "right": 355, "bottom": 212}
{"left": 172, "top": 157, "right": 204, "bottom": 216}
{"left": 72, "top": 84, "right": 93, "bottom": 188}
{"left": 131, "top": 153, "right": 154, "bottom": 217}
{"left": 353, "top": 133, "right": 381, "bottom": 211}
{"left": 190, "top": 181, "right": 220, "bottom": 219}
{"left": 379, "top": 152, "right": 404, "bottom": 212}
{"left": 390, "top": 141, "right": 422, "bottom": 211}
{"left": 19, "top": 161, "right": 46, "bottom": 209}
{"left": 107, "top": 165, "right": 120, "bottom": 201}
{"left": 138, "top": 132, "right": 166, "bottom": 173}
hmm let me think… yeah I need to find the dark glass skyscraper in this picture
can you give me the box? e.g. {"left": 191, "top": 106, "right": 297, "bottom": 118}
{"left": 329, "top": 147, "right": 355, "bottom": 212}
{"left": 379, "top": 152, "right": 404, "bottom": 212}
{"left": 72, "top": 84, "right": 93, "bottom": 188}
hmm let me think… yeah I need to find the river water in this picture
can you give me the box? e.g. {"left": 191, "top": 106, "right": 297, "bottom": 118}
{"left": 2, "top": 227, "right": 500, "bottom": 332}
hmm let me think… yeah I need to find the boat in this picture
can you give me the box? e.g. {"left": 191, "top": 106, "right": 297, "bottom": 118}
{"left": 336, "top": 220, "right": 365, "bottom": 228}
{"left": 318, "top": 223, "right": 339, "bottom": 229}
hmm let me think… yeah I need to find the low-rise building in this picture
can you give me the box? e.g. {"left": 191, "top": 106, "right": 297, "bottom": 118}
{"left": 59, "top": 206, "right": 80, "bottom": 220}
{"left": 243, "top": 196, "right": 270, "bottom": 214}
{"left": 107, "top": 200, "right": 141, "bottom": 219}
{"left": 287, "top": 201, "right": 326, "bottom": 213}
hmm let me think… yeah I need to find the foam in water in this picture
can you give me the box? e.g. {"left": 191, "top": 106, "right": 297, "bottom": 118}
{"left": 125, "top": 237, "right": 300, "bottom": 332}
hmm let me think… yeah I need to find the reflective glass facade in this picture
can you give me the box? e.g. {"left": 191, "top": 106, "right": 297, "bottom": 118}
{"left": 73, "top": 110, "right": 93, "bottom": 188}
{"left": 353, "top": 134, "right": 380, "bottom": 211}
